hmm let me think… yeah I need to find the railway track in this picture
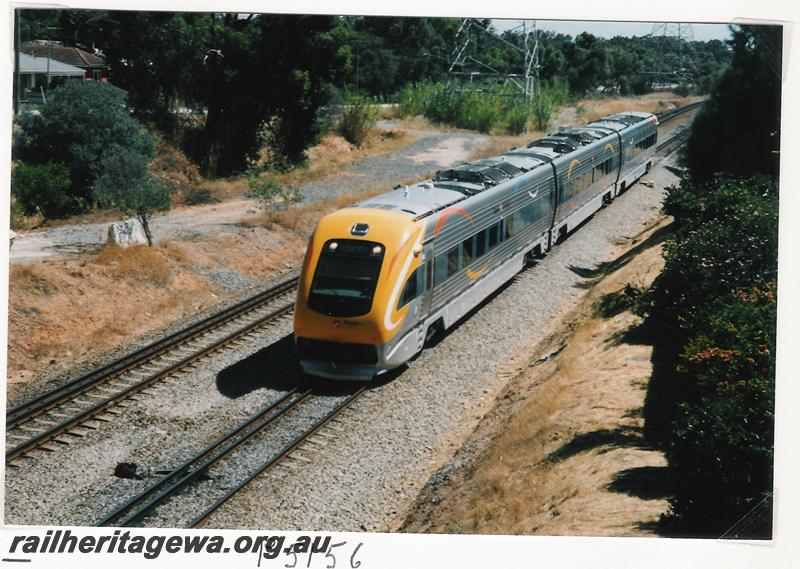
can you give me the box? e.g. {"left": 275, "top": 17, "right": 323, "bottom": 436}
{"left": 5, "top": 275, "right": 298, "bottom": 463}
{"left": 6, "top": 101, "right": 701, "bottom": 467}
{"left": 97, "top": 384, "right": 367, "bottom": 528}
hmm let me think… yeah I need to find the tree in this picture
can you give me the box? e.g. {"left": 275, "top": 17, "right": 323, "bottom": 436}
{"left": 13, "top": 80, "right": 154, "bottom": 213}
{"left": 93, "top": 149, "right": 171, "bottom": 246}
{"left": 11, "top": 162, "right": 73, "bottom": 218}
{"left": 195, "top": 14, "right": 341, "bottom": 174}
{"left": 684, "top": 25, "right": 782, "bottom": 183}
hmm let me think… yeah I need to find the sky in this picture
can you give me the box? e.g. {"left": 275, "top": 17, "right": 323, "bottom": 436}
{"left": 492, "top": 19, "right": 733, "bottom": 42}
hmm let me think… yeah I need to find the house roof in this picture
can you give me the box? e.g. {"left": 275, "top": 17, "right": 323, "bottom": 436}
{"left": 20, "top": 42, "right": 107, "bottom": 69}
{"left": 17, "top": 52, "right": 86, "bottom": 76}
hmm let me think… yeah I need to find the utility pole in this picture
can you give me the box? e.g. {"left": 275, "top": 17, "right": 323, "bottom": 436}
{"left": 447, "top": 19, "right": 538, "bottom": 106}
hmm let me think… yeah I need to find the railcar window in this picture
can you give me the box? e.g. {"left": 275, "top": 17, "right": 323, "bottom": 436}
{"left": 512, "top": 197, "right": 549, "bottom": 232}
{"left": 398, "top": 266, "right": 423, "bottom": 309}
{"left": 635, "top": 133, "right": 657, "bottom": 150}
{"left": 594, "top": 158, "right": 613, "bottom": 177}
{"left": 488, "top": 222, "right": 500, "bottom": 249}
{"left": 504, "top": 217, "right": 514, "bottom": 239}
{"left": 447, "top": 247, "right": 459, "bottom": 277}
{"left": 308, "top": 239, "right": 385, "bottom": 317}
{"left": 568, "top": 168, "right": 593, "bottom": 198}
{"left": 434, "top": 252, "right": 448, "bottom": 286}
{"left": 476, "top": 231, "right": 487, "bottom": 258}
{"left": 462, "top": 237, "right": 474, "bottom": 266}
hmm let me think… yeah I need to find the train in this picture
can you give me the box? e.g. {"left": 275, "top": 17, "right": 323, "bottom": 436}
{"left": 293, "top": 111, "right": 658, "bottom": 380}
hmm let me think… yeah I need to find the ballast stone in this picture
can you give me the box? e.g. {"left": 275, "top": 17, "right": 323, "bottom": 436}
{"left": 107, "top": 219, "right": 148, "bottom": 247}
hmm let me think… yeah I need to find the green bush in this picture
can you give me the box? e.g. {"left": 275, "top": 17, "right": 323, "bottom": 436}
{"left": 93, "top": 148, "right": 171, "bottom": 246}
{"left": 645, "top": 175, "right": 778, "bottom": 337}
{"left": 640, "top": 174, "right": 777, "bottom": 537}
{"left": 667, "top": 284, "right": 775, "bottom": 536}
{"left": 13, "top": 81, "right": 154, "bottom": 213}
{"left": 246, "top": 172, "right": 303, "bottom": 210}
{"left": 338, "top": 96, "right": 378, "bottom": 147}
{"left": 533, "top": 91, "right": 554, "bottom": 131}
{"left": 396, "top": 82, "right": 542, "bottom": 135}
{"left": 505, "top": 105, "right": 529, "bottom": 135}
{"left": 11, "top": 161, "right": 74, "bottom": 218}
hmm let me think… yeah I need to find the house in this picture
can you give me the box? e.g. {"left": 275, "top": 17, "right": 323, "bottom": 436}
{"left": 17, "top": 52, "right": 85, "bottom": 103}
{"left": 20, "top": 41, "right": 110, "bottom": 82}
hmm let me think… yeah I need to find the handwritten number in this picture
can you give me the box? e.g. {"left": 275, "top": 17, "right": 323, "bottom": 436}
{"left": 285, "top": 550, "right": 298, "bottom": 569}
{"left": 326, "top": 541, "right": 346, "bottom": 569}
{"left": 350, "top": 543, "right": 363, "bottom": 568}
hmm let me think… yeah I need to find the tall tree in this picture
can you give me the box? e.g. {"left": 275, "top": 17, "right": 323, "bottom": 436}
{"left": 684, "top": 25, "right": 782, "bottom": 183}
{"left": 196, "top": 14, "right": 340, "bottom": 174}
{"left": 14, "top": 80, "right": 154, "bottom": 209}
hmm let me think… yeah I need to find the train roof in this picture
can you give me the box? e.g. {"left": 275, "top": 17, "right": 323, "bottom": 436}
{"left": 348, "top": 110, "right": 655, "bottom": 221}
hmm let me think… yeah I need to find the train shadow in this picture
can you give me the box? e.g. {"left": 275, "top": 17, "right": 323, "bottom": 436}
{"left": 215, "top": 334, "right": 404, "bottom": 399}
{"left": 568, "top": 222, "right": 673, "bottom": 289}
{"left": 216, "top": 335, "right": 301, "bottom": 397}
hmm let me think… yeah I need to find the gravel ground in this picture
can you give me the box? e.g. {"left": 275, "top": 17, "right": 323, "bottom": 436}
{"left": 4, "top": 141, "right": 680, "bottom": 529}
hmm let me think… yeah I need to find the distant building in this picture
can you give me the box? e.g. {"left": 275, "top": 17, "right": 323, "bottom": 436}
{"left": 17, "top": 52, "right": 85, "bottom": 103}
{"left": 20, "top": 41, "right": 109, "bottom": 82}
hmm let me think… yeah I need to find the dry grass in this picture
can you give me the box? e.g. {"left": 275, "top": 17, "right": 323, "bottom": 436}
{"left": 402, "top": 217, "right": 674, "bottom": 536}
{"left": 273, "top": 128, "right": 414, "bottom": 188}
{"left": 467, "top": 130, "right": 545, "bottom": 162}
{"left": 249, "top": 173, "right": 435, "bottom": 235}
{"left": 577, "top": 93, "right": 702, "bottom": 123}
{"left": 94, "top": 243, "right": 181, "bottom": 287}
{"left": 376, "top": 104, "right": 399, "bottom": 120}
{"left": 7, "top": 227, "right": 306, "bottom": 385}
{"left": 149, "top": 135, "right": 203, "bottom": 203}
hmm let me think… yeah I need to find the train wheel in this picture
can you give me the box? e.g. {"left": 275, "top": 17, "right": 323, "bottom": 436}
{"left": 424, "top": 319, "right": 444, "bottom": 347}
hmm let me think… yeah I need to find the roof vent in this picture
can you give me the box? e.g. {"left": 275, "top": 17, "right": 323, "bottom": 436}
{"left": 350, "top": 223, "right": 369, "bottom": 237}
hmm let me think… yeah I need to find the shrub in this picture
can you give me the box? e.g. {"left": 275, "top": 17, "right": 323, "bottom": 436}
{"left": 337, "top": 96, "right": 378, "bottom": 147}
{"left": 505, "top": 105, "right": 530, "bottom": 135}
{"left": 666, "top": 284, "right": 776, "bottom": 536}
{"left": 93, "top": 149, "right": 171, "bottom": 246}
{"left": 645, "top": 175, "right": 778, "bottom": 337}
{"left": 396, "top": 82, "right": 538, "bottom": 134}
{"left": 533, "top": 91, "right": 554, "bottom": 131}
{"left": 13, "top": 81, "right": 154, "bottom": 212}
{"left": 246, "top": 172, "right": 303, "bottom": 210}
{"left": 639, "top": 174, "right": 778, "bottom": 538}
{"left": 11, "top": 161, "right": 74, "bottom": 218}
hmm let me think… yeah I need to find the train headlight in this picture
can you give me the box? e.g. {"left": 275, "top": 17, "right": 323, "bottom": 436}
{"left": 329, "top": 242, "right": 338, "bottom": 251}
{"left": 372, "top": 245, "right": 382, "bottom": 255}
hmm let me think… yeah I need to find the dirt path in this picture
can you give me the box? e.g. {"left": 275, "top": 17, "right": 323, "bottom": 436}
{"left": 402, "top": 216, "right": 674, "bottom": 536}
{"left": 9, "top": 126, "right": 485, "bottom": 264}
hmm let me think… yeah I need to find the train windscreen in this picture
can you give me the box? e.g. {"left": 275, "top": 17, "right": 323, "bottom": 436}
{"left": 308, "top": 239, "right": 385, "bottom": 317}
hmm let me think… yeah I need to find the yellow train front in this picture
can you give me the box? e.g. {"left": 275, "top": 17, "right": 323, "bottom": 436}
{"left": 294, "top": 206, "right": 427, "bottom": 380}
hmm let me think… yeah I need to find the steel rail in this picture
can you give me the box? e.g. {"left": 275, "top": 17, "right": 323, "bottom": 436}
{"left": 657, "top": 128, "right": 692, "bottom": 153}
{"left": 654, "top": 100, "right": 705, "bottom": 123}
{"left": 7, "top": 274, "right": 298, "bottom": 430}
{"left": 98, "top": 386, "right": 311, "bottom": 527}
{"left": 6, "top": 300, "right": 295, "bottom": 463}
{"left": 190, "top": 386, "right": 368, "bottom": 529}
